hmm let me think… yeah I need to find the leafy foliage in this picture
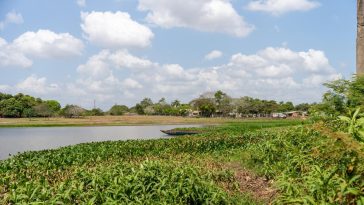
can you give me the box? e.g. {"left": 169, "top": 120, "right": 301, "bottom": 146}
{"left": 108, "top": 105, "right": 129, "bottom": 115}
{"left": 339, "top": 108, "right": 364, "bottom": 142}
{"left": 1, "top": 120, "right": 363, "bottom": 204}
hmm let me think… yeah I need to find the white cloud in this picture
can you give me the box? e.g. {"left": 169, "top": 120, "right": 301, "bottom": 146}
{"left": 13, "top": 29, "right": 84, "bottom": 58}
{"left": 74, "top": 49, "right": 153, "bottom": 104}
{"left": 247, "top": 0, "right": 320, "bottom": 15}
{"left": 138, "top": 0, "right": 254, "bottom": 37}
{"left": 77, "top": 0, "right": 86, "bottom": 7}
{"left": 16, "top": 75, "right": 59, "bottom": 95}
{"left": 0, "top": 11, "right": 23, "bottom": 30}
{"left": 109, "top": 50, "right": 157, "bottom": 70}
{"left": 0, "top": 30, "right": 83, "bottom": 68}
{"left": 205, "top": 50, "right": 223, "bottom": 60}
{"left": 77, "top": 50, "right": 112, "bottom": 79}
{"left": 128, "top": 47, "right": 339, "bottom": 104}
{"left": 81, "top": 11, "right": 154, "bottom": 48}
{"left": 77, "top": 49, "right": 156, "bottom": 75}
{"left": 17, "top": 46, "right": 339, "bottom": 109}
{"left": 0, "top": 37, "right": 33, "bottom": 68}
{"left": 122, "top": 78, "right": 143, "bottom": 89}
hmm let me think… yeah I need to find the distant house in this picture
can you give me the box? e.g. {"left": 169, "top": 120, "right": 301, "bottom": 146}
{"left": 272, "top": 113, "right": 287, "bottom": 118}
{"left": 284, "top": 111, "right": 307, "bottom": 118}
{"left": 188, "top": 110, "right": 201, "bottom": 117}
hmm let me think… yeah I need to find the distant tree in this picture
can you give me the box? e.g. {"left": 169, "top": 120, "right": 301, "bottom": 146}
{"left": 144, "top": 106, "right": 156, "bottom": 115}
{"left": 33, "top": 103, "right": 52, "bottom": 117}
{"left": 61, "top": 105, "right": 85, "bottom": 118}
{"left": 0, "top": 98, "right": 23, "bottom": 118}
{"left": 154, "top": 97, "right": 172, "bottom": 115}
{"left": 85, "top": 108, "right": 104, "bottom": 116}
{"left": 109, "top": 105, "right": 129, "bottom": 115}
{"left": 178, "top": 104, "right": 191, "bottom": 116}
{"left": 171, "top": 100, "right": 181, "bottom": 108}
{"left": 0, "top": 93, "right": 12, "bottom": 101}
{"left": 140, "top": 98, "right": 153, "bottom": 108}
{"left": 135, "top": 104, "right": 144, "bottom": 115}
{"left": 191, "top": 98, "right": 216, "bottom": 117}
{"left": 347, "top": 75, "right": 364, "bottom": 108}
{"left": 295, "top": 103, "right": 311, "bottom": 112}
{"left": 278, "top": 101, "right": 294, "bottom": 112}
{"left": 45, "top": 100, "right": 61, "bottom": 113}
{"left": 23, "top": 108, "right": 35, "bottom": 119}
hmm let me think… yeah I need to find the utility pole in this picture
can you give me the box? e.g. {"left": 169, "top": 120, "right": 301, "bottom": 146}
{"left": 357, "top": 0, "right": 364, "bottom": 74}
{"left": 93, "top": 99, "right": 96, "bottom": 109}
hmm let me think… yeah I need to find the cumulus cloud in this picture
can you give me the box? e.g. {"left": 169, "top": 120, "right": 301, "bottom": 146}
{"left": 247, "top": 0, "right": 320, "bottom": 15}
{"left": 20, "top": 46, "right": 339, "bottom": 108}
{"left": 81, "top": 11, "right": 154, "bottom": 48}
{"left": 129, "top": 47, "right": 339, "bottom": 103}
{"left": 122, "top": 78, "right": 143, "bottom": 89}
{"left": 77, "top": 49, "right": 156, "bottom": 76}
{"left": 0, "top": 30, "right": 83, "bottom": 68}
{"left": 138, "top": 0, "right": 254, "bottom": 37}
{"left": 0, "top": 37, "right": 33, "bottom": 68}
{"left": 16, "top": 75, "right": 60, "bottom": 95}
{"left": 13, "top": 30, "right": 84, "bottom": 58}
{"left": 0, "top": 11, "right": 23, "bottom": 30}
{"left": 109, "top": 50, "right": 157, "bottom": 70}
{"left": 73, "top": 49, "right": 150, "bottom": 104}
{"left": 205, "top": 50, "right": 223, "bottom": 60}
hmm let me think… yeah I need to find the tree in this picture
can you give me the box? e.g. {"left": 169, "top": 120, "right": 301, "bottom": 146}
{"left": 135, "top": 104, "right": 144, "bottom": 115}
{"left": 0, "top": 98, "right": 23, "bottom": 118}
{"left": 214, "top": 91, "right": 233, "bottom": 116}
{"left": 278, "top": 101, "right": 294, "bottom": 112}
{"left": 61, "top": 105, "right": 85, "bottom": 118}
{"left": 191, "top": 98, "right": 216, "bottom": 117}
{"left": 109, "top": 105, "right": 129, "bottom": 115}
{"left": 295, "top": 103, "right": 311, "bottom": 112}
{"left": 85, "top": 108, "right": 104, "bottom": 116}
{"left": 171, "top": 100, "right": 181, "bottom": 107}
{"left": 140, "top": 98, "right": 153, "bottom": 108}
{"left": 144, "top": 106, "right": 156, "bottom": 115}
{"left": 347, "top": 75, "right": 364, "bottom": 108}
{"left": 23, "top": 108, "right": 35, "bottom": 119}
{"left": 33, "top": 103, "right": 52, "bottom": 117}
{"left": 45, "top": 100, "right": 61, "bottom": 113}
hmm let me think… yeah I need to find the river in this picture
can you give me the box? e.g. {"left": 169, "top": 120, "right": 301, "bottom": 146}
{"left": 0, "top": 124, "right": 199, "bottom": 160}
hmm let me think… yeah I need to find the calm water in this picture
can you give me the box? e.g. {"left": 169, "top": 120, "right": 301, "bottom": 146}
{"left": 0, "top": 125, "right": 199, "bottom": 160}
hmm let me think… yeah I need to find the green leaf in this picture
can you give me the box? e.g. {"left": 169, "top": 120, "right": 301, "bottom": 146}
{"left": 338, "top": 116, "right": 350, "bottom": 123}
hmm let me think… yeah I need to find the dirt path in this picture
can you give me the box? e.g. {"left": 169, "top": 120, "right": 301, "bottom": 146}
{"left": 222, "top": 163, "right": 277, "bottom": 204}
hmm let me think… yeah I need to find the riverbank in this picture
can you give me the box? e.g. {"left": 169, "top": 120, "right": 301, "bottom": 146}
{"left": 1, "top": 120, "right": 362, "bottom": 204}
{"left": 0, "top": 115, "right": 293, "bottom": 127}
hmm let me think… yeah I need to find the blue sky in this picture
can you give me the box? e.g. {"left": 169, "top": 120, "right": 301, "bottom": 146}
{"left": 0, "top": 0, "right": 357, "bottom": 109}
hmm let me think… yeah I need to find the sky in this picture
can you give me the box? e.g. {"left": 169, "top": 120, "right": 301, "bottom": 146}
{"left": 0, "top": 0, "right": 357, "bottom": 109}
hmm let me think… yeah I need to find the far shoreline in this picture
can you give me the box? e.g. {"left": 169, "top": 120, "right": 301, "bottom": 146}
{"left": 0, "top": 115, "right": 298, "bottom": 128}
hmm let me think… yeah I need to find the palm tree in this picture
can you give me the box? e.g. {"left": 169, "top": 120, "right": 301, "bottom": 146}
{"left": 357, "top": 0, "right": 364, "bottom": 74}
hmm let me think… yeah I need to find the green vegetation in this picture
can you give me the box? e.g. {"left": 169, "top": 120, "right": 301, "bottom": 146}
{"left": 109, "top": 105, "right": 129, "bottom": 116}
{"left": 312, "top": 75, "right": 364, "bottom": 142}
{"left": 1, "top": 76, "right": 364, "bottom": 204}
{"left": 0, "top": 93, "right": 60, "bottom": 118}
{"left": 0, "top": 91, "right": 310, "bottom": 119}
{"left": 1, "top": 119, "right": 363, "bottom": 204}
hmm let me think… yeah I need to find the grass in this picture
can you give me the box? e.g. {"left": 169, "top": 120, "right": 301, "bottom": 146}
{"left": 0, "top": 115, "right": 286, "bottom": 127}
{"left": 1, "top": 119, "right": 363, "bottom": 204}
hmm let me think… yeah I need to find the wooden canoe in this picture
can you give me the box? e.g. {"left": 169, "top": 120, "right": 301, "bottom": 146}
{"left": 161, "top": 129, "right": 201, "bottom": 136}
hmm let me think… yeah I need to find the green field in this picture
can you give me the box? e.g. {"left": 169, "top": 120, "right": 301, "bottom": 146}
{"left": 1, "top": 120, "right": 363, "bottom": 204}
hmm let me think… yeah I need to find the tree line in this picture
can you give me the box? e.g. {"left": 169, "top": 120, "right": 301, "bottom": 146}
{"left": 0, "top": 91, "right": 314, "bottom": 118}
